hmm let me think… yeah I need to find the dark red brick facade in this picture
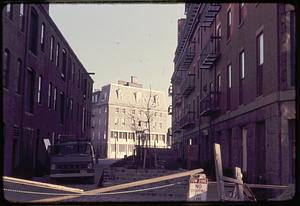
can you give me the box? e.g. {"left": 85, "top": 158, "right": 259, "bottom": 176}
{"left": 3, "top": 4, "right": 93, "bottom": 177}
{"left": 171, "top": 3, "right": 295, "bottom": 186}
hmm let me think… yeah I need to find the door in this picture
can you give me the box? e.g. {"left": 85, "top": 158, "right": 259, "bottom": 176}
{"left": 255, "top": 121, "right": 266, "bottom": 182}
{"left": 22, "top": 128, "right": 35, "bottom": 177}
{"left": 288, "top": 119, "right": 295, "bottom": 183}
{"left": 242, "top": 127, "right": 247, "bottom": 173}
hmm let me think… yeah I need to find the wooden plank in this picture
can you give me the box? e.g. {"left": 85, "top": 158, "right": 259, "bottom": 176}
{"left": 222, "top": 176, "right": 243, "bottom": 185}
{"left": 246, "top": 184, "right": 288, "bottom": 190}
{"left": 208, "top": 181, "right": 288, "bottom": 190}
{"left": 3, "top": 176, "right": 84, "bottom": 194}
{"left": 234, "top": 167, "right": 244, "bottom": 200}
{"left": 214, "top": 143, "right": 225, "bottom": 200}
{"left": 31, "top": 168, "right": 204, "bottom": 203}
{"left": 243, "top": 183, "right": 256, "bottom": 201}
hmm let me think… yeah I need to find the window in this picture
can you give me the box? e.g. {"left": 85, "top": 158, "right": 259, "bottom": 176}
{"left": 40, "top": 23, "right": 45, "bottom": 51}
{"left": 240, "top": 51, "right": 245, "bottom": 79}
{"left": 6, "top": 4, "right": 13, "bottom": 19}
{"left": 227, "top": 9, "right": 232, "bottom": 40}
{"left": 53, "top": 87, "right": 57, "bottom": 110}
{"left": 134, "top": 92, "right": 141, "bottom": 102}
{"left": 239, "top": 51, "right": 245, "bottom": 105}
{"left": 217, "top": 24, "right": 222, "bottom": 51}
{"left": 55, "top": 43, "right": 60, "bottom": 67}
{"left": 48, "top": 83, "right": 52, "bottom": 108}
{"left": 114, "top": 118, "right": 119, "bottom": 125}
{"left": 50, "top": 36, "right": 54, "bottom": 61}
{"left": 122, "top": 108, "right": 125, "bottom": 114}
{"left": 60, "top": 92, "right": 65, "bottom": 124}
{"left": 78, "top": 70, "right": 80, "bottom": 88}
{"left": 227, "top": 64, "right": 232, "bottom": 110}
{"left": 19, "top": 4, "right": 25, "bottom": 30}
{"left": 37, "top": 75, "right": 42, "bottom": 104}
{"left": 29, "top": 8, "right": 38, "bottom": 54}
{"left": 258, "top": 33, "right": 264, "bottom": 65}
{"left": 116, "top": 108, "right": 119, "bottom": 113}
{"left": 153, "top": 95, "right": 159, "bottom": 105}
{"left": 217, "top": 74, "right": 221, "bottom": 92}
{"left": 16, "top": 59, "right": 22, "bottom": 93}
{"left": 83, "top": 78, "right": 87, "bottom": 97}
{"left": 92, "top": 132, "right": 94, "bottom": 140}
{"left": 72, "top": 63, "right": 75, "bottom": 82}
{"left": 159, "top": 123, "right": 162, "bottom": 129}
{"left": 62, "top": 49, "right": 66, "bottom": 79}
{"left": 116, "top": 89, "right": 123, "bottom": 100}
{"left": 26, "top": 68, "right": 35, "bottom": 113}
{"left": 228, "top": 64, "right": 232, "bottom": 88}
{"left": 189, "top": 138, "right": 192, "bottom": 146}
{"left": 3, "top": 49, "right": 10, "bottom": 88}
{"left": 122, "top": 118, "right": 125, "bottom": 125}
{"left": 70, "top": 99, "right": 73, "bottom": 119}
{"left": 239, "top": 3, "right": 244, "bottom": 25}
{"left": 257, "top": 32, "right": 264, "bottom": 96}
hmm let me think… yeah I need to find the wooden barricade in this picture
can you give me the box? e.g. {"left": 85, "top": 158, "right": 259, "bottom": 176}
{"left": 214, "top": 143, "right": 255, "bottom": 201}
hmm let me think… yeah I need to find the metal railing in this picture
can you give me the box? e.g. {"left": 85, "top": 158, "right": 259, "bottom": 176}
{"left": 199, "top": 91, "right": 221, "bottom": 116}
{"left": 168, "top": 85, "right": 173, "bottom": 96}
{"left": 200, "top": 4, "right": 221, "bottom": 28}
{"left": 180, "top": 111, "right": 195, "bottom": 129}
{"left": 174, "top": 95, "right": 182, "bottom": 107}
{"left": 168, "top": 105, "right": 173, "bottom": 115}
{"left": 200, "top": 36, "right": 221, "bottom": 70}
{"left": 182, "top": 74, "right": 195, "bottom": 96}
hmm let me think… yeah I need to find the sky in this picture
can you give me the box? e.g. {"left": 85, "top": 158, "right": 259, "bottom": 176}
{"left": 49, "top": 4, "right": 185, "bottom": 100}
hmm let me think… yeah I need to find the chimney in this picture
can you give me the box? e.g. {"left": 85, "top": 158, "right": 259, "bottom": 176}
{"left": 131, "top": 76, "right": 138, "bottom": 84}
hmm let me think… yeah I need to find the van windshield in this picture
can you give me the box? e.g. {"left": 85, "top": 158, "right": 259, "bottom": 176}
{"left": 51, "top": 143, "right": 91, "bottom": 155}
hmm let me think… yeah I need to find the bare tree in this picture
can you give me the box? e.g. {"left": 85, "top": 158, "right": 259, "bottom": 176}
{"left": 125, "top": 86, "right": 158, "bottom": 168}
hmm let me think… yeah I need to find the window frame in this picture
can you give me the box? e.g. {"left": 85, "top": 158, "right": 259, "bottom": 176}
{"left": 227, "top": 9, "right": 232, "bottom": 41}
{"left": 256, "top": 32, "right": 264, "bottom": 96}
{"left": 48, "top": 82, "right": 52, "bottom": 108}
{"left": 37, "top": 75, "right": 42, "bottom": 104}
{"left": 3, "top": 49, "right": 10, "bottom": 89}
{"left": 50, "top": 36, "right": 54, "bottom": 61}
{"left": 40, "top": 23, "right": 45, "bottom": 51}
{"left": 16, "top": 59, "right": 22, "bottom": 94}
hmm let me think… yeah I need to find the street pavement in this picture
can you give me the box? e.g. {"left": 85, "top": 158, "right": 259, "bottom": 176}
{"left": 3, "top": 159, "right": 229, "bottom": 203}
{"left": 3, "top": 159, "right": 114, "bottom": 203}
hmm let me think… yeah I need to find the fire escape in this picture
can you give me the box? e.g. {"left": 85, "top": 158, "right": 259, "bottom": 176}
{"left": 182, "top": 73, "right": 195, "bottom": 96}
{"left": 199, "top": 4, "right": 221, "bottom": 28}
{"left": 199, "top": 91, "right": 221, "bottom": 116}
{"left": 199, "top": 36, "right": 221, "bottom": 70}
{"left": 180, "top": 110, "right": 195, "bottom": 129}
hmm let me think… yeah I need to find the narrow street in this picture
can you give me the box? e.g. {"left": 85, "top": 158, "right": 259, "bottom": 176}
{"left": 4, "top": 159, "right": 115, "bottom": 202}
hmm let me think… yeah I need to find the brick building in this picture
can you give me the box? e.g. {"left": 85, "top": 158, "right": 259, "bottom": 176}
{"left": 170, "top": 3, "right": 295, "bottom": 186}
{"left": 3, "top": 4, "right": 93, "bottom": 177}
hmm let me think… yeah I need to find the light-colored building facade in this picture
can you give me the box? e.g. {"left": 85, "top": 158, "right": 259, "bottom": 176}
{"left": 91, "top": 77, "right": 169, "bottom": 159}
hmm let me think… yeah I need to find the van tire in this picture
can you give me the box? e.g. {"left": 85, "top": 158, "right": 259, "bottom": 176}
{"left": 87, "top": 176, "right": 95, "bottom": 184}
